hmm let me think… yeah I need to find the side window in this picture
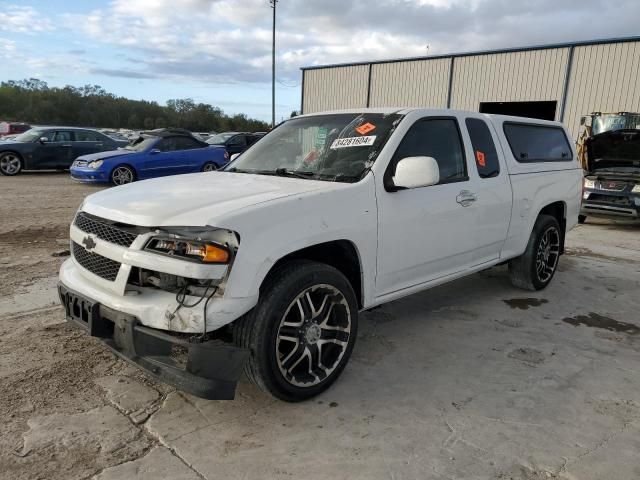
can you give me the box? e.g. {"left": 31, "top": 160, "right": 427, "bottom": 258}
{"left": 53, "top": 131, "right": 72, "bottom": 142}
{"left": 391, "top": 118, "right": 467, "bottom": 184}
{"left": 75, "top": 130, "right": 100, "bottom": 142}
{"left": 174, "top": 137, "right": 201, "bottom": 150}
{"left": 228, "top": 135, "right": 246, "bottom": 146}
{"left": 503, "top": 123, "right": 572, "bottom": 162}
{"left": 41, "top": 131, "right": 56, "bottom": 141}
{"left": 156, "top": 138, "right": 176, "bottom": 152}
{"left": 465, "top": 118, "right": 500, "bottom": 178}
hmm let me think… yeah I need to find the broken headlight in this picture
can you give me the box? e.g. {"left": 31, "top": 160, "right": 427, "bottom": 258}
{"left": 146, "top": 238, "right": 230, "bottom": 264}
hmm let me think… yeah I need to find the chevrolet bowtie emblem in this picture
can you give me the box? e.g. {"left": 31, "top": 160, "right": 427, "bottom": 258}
{"left": 82, "top": 236, "right": 97, "bottom": 250}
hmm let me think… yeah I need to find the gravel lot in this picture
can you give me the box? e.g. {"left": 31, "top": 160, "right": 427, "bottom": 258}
{"left": 1, "top": 173, "right": 639, "bottom": 480}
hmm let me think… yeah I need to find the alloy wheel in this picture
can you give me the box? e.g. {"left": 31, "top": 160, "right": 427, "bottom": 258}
{"left": 535, "top": 226, "right": 560, "bottom": 283}
{"left": 203, "top": 162, "right": 217, "bottom": 172}
{"left": 111, "top": 166, "right": 133, "bottom": 185}
{"left": 276, "top": 284, "right": 352, "bottom": 387}
{"left": 0, "top": 154, "right": 21, "bottom": 175}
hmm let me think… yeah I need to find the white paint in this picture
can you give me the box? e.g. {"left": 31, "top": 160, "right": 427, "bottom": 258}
{"left": 59, "top": 108, "right": 582, "bottom": 334}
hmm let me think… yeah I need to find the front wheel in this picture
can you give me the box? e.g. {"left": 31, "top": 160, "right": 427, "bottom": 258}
{"left": 578, "top": 214, "right": 586, "bottom": 224}
{"left": 110, "top": 165, "right": 135, "bottom": 186}
{"left": 233, "top": 260, "right": 358, "bottom": 402}
{"left": 0, "top": 152, "right": 23, "bottom": 176}
{"left": 508, "top": 215, "right": 562, "bottom": 291}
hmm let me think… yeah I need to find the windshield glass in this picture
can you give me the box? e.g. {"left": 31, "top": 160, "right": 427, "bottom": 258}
{"left": 224, "top": 113, "right": 402, "bottom": 182}
{"left": 207, "top": 133, "right": 236, "bottom": 144}
{"left": 125, "top": 136, "right": 157, "bottom": 151}
{"left": 13, "top": 129, "right": 45, "bottom": 143}
{"left": 592, "top": 114, "right": 640, "bottom": 135}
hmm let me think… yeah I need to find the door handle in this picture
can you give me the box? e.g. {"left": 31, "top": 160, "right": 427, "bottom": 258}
{"left": 456, "top": 190, "right": 477, "bottom": 207}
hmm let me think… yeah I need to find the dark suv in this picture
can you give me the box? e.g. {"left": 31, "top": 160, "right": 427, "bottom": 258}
{"left": 0, "top": 127, "right": 128, "bottom": 176}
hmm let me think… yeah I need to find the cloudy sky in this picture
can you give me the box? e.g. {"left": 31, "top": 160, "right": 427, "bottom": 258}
{"left": 1, "top": 0, "right": 638, "bottom": 122}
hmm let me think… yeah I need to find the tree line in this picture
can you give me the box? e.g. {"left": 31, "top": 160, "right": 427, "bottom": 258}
{"left": 0, "top": 78, "right": 270, "bottom": 132}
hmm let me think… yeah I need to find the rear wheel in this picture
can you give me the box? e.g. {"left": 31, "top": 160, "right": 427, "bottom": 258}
{"left": 233, "top": 260, "right": 358, "bottom": 402}
{"left": 508, "top": 215, "right": 561, "bottom": 291}
{"left": 578, "top": 215, "right": 586, "bottom": 224}
{"left": 110, "top": 165, "right": 135, "bottom": 185}
{"left": 0, "top": 152, "right": 23, "bottom": 176}
{"left": 202, "top": 162, "right": 217, "bottom": 172}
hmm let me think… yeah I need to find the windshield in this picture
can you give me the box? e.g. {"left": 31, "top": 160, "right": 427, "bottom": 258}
{"left": 592, "top": 114, "right": 640, "bottom": 135}
{"left": 125, "top": 136, "right": 157, "bottom": 151}
{"left": 224, "top": 113, "right": 402, "bottom": 182}
{"left": 207, "top": 133, "right": 236, "bottom": 144}
{"left": 13, "top": 129, "right": 46, "bottom": 143}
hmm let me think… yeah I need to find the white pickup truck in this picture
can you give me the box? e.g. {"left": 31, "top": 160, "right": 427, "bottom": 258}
{"left": 58, "top": 108, "right": 582, "bottom": 401}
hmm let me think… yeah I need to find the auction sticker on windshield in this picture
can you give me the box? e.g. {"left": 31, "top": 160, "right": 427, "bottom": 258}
{"left": 330, "top": 136, "right": 376, "bottom": 149}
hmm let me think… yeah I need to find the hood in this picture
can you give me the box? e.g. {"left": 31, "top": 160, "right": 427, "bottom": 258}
{"left": 587, "top": 129, "right": 640, "bottom": 172}
{"left": 77, "top": 149, "right": 135, "bottom": 162}
{"left": 81, "top": 171, "right": 337, "bottom": 226}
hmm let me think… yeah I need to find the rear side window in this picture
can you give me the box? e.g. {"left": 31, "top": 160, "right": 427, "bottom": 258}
{"left": 503, "top": 123, "right": 572, "bottom": 162}
{"left": 465, "top": 118, "right": 500, "bottom": 178}
{"left": 75, "top": 130, "right": 101, "bottom": 141}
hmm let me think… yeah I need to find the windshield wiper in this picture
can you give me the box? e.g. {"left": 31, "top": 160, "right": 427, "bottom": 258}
{"left": 274, "top": 168, "right": 316, "bottom": 179}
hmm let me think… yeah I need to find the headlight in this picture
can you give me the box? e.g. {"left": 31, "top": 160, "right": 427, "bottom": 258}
{"left": 583, "top": 178, "right": 595, "bottom": 189}
{"left": 88, "top": 160, "right": 104, "bottom": 169}
{"left": 146, "top": 238, "right": 230, "bottom": 264}
{"left": 632, "top": 184, "right": 640, "bottom": 193}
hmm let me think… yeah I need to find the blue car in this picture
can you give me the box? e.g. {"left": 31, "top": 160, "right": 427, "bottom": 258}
{"left": 70, "top": 128, "right": 229, "bottom": 185}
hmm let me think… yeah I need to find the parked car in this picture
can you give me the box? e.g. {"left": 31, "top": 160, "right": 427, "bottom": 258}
{"left": 58, "top": 109, "right": 581, "bottom": 402}
{"left": 0, "top": 121, "right": 31, "bottom": 138}
{"left": 0, "top": 127, "right": 128, "bottom": 176}
{"left": 206, "top": 131, "right": 260, "bottom": 156}
{"left": 70, "top": 128, "right": 229, "bottom": 185}
{"left": 580, "top": 122, "right": 640, "bottom": 222}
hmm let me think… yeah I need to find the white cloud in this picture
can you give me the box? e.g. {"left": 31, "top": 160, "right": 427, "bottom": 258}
{"left": 0, "top": 4, "right": 53, "bottom": 33}
{"left": 11, "top": 0, "right": 640, "bottom": 86}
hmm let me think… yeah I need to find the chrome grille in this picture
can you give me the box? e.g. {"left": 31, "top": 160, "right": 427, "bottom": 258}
{"left": 74, "top": 212, "right": 137, "bottom": 247}
{"left": 72, "top": 242, "right": 121, "bottom": 281}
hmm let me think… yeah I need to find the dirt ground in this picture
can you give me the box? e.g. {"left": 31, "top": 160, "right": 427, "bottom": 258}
{"left": 1, "top": 173, "right": 639, "bottom": 480}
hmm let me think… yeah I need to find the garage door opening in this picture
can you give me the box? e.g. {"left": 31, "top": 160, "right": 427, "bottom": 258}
{"left": 479, "top": 101, "right": 557, "bottom": 121}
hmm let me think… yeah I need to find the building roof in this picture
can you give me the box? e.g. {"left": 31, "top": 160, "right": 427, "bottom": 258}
{"left": 301, "top": 35, "right": 640, "bottom": 71}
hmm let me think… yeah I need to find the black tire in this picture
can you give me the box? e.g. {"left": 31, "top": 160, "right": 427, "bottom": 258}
{"left": 233, "top": 260, "right": 358, "bottom": 402}
{"left": 508, "top": 214, "right": 562, "bottom": 291}
{"left": 578, "top": 215, "right": 586, "bottom": 224}
{"left": 202, "top": 162, "right": 217, "bottom": 172}
{"left": 0, "top": 152, "right": 23, "bottom": 176}
{"left": 110, "top": 165, "right": 135, "bottom": 186}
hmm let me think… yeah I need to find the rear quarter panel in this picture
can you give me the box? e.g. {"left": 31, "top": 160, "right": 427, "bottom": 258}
{"left": 488, "top": 116, "right": 583, "bottom": 259}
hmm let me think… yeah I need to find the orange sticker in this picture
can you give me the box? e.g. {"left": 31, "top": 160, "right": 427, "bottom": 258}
{"left": 476, "top": 150, "right": 486, "bottom": 167}
{"left": 355, "top": 122, "right": 376, "bottom": 135}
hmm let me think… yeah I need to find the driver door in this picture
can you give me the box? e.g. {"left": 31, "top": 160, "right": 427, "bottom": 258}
{"left": 375, "top": 116, "right": 479, "bottom": 297}
{"left": 141, "top": 137, "right": 178, "bottom": 178}
{"left": 33, "top": 130, "right": 73, "bottom": 169}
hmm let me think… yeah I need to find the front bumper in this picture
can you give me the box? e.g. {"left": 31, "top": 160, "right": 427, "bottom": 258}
{"left": 581, "top": 189, "right": 640, "bottom": 218}
{"left": 58, "top": 282, "right": 250, "bottom": 400}
{"left": 70, "top": 166, "right": 110, "bottom": 183}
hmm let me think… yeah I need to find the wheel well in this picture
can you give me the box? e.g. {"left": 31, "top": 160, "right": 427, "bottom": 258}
{"left": 539, "top": 201, "right": 566, "bottom": 253}
{"left": 265, "top": 240, "right": 363, "bottom": 308}
{"left": 1, "top": 150, "right": 23, "bottom": 161}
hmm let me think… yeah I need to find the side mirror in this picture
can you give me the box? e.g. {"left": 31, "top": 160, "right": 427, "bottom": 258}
{"left": 149, "top": 149, "right": 161, "bottom": 154}
{"left": 230, "top": 153, "right": 240, "bottom": 161}
{"left": 39, "top": 137, "right": 49, "bottom": 143}
{"left": 392, "top": 156, "right": 440, "bottom": 190}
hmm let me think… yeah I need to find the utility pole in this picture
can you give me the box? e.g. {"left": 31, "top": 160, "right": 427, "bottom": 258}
{"left": 270, "top": 0, "right": 278, "bottom": 129}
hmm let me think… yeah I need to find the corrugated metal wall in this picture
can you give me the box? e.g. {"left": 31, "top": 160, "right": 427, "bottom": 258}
{"left": 563, "top": 41, "right": 640, "bottom": 138}
{"left": 449, "top": 48, "right": 569, "bottom": 117}
{"left": 301, "top": 39, "right": 640, "bottom": 139}
{"left": 369, "top": 58, "right": 450, "bottom": 108}
{"left": 302, "top": 65, "right": 369, "bottom": 114}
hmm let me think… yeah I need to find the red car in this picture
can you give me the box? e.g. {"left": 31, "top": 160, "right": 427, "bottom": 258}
{"left": 0, "top": 122, "right": 31, "bottom": 137}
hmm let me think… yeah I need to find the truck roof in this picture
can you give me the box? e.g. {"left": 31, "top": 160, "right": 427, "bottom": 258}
{"left": 297, "top": 107, "right": 566, "bottom": 128}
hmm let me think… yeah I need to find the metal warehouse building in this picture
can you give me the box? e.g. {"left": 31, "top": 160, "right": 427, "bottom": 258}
{"left": 300, "top": 36, "right": 640, "bottom": 139}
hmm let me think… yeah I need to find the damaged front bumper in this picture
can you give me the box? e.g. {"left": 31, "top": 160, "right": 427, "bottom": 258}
{"left": 58, "top": 283, "right": 250, "bottom": 400}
